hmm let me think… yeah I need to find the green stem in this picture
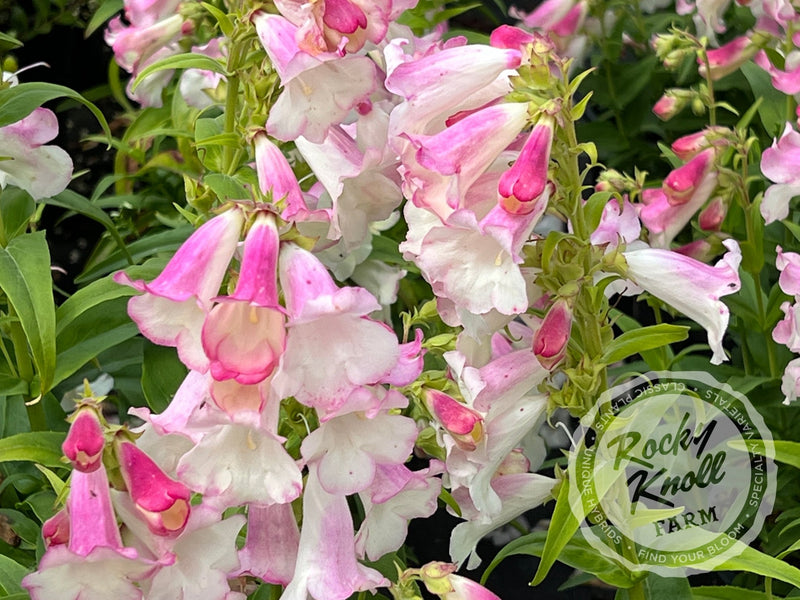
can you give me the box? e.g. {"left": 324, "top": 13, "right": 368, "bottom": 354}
{"left": 765, "top": 576, "right": 773, "bottom": 600}
{"left": 700, "top": 49, "right": 717, "bottom": 126}
{"left": 744, "top": 209, "right": 778, "bottom": 378}
{"left": 222, "top": 74, "right": 240, "bottom": 175}
{"left": 8, "top": 309, "right": 45, "bottom": 431}
{"left": 753, "top": 275, "right": 778, "bottom": 377}
{"left": 563, "top": 116, "right": 588, "bottom": 240}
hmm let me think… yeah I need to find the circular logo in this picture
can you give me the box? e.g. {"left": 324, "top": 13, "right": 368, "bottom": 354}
{"left": 568, "top": 371, "right": 775, "bottom": 575}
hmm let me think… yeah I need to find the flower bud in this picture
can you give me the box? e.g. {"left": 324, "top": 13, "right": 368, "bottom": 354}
{"left": 662, "top": 47, "right": 694, "bottom": 70}
{"left": 653, "top": 89, "right": 692, "bottom": 121}
{"left": 498, "top": 115, "right": 555, "bottom": 215}
{"left": 671, "top": 127, "right": 730, "bottom": 160}
{"left": 118, "top": 441, "right": 191, "bottom": 536}
{"left": 62, "top": 406, "right": 105, "bottom": 473}
{"left": 425, "top": 389, "right": 484, "bottom": 451}
{"left": 699, "top": 196, "right": 727, "bottom": 230}
{"left": 41, "top": 508, "right": 70, "bottom": 548}
{"left": 533, "top": 298, "right": 572, "bottom": 370}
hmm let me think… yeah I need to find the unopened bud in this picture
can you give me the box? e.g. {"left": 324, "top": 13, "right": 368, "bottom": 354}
{"left": 425, "top": 389, "right": 484, "bottom": 451}
{"left": 62, "top": 406, "right": 105, "bottom": 473}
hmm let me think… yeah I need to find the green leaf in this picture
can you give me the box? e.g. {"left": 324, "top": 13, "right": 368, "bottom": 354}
{"left": 715, "top": 544, "right": 800, "bottom": 588}
{"left": 54, "top": 296, "right": 140, "bottom": 387}
{"left": 76, "top": 227, "right": 190, "bottom": 284}
{"left": 729, "top": 439, "right": 800, "bottom": 470}
{"left": 141, "top": 343, "right": 188, "bottom": 413}
{"left": 0, "top": 32, "right": 23, "bottom": 49}
{"left": 0, "top": 82, "right": 111, "bottom": 140}
{"left": 735, "top": 96, "right": 763, "bottom": 130}
{"left": 0, "top": 431, "right": 66, "bottom": 468}
{"left": 615, "top": 573, "right": 691, "bottom": 599}
{"left": 602, "top": 324, "right": 689, "bottom": 364}
{"left": 85, "top": 0, "right": 123, "bottom": 37}
{"left": 46, "top": 189, "right": 133, "bottom": 265}
{"left": 0, "top": 232, "right": 57, "bottom": 394}
{"left": 784, "top": 219, "right": 800, "bottom": 244}
{"left": 0, "top": 509, "right": 40, "bottom": 546}
{"left": 0, "top": 373, "right": 28, "bottom": 396}
{"left": 201, "top": 1, "right": 235, "bottom": 36}
{"left": 571, "top": 91, "right": 594, "bottom": 121}
{"left": 482, "top": 530, "right": 644, "bottom": 589}
{"left": 530, "top": 478, "right": 581, "bottom": 585}
{"left": 692, "top": 586, "right": 770, "bottom": 600}
{"left": 740, "top": 61, "right": 786, "bottom": 136}
{"left": 204, "top": 173, "right": 250, "bottom": 200}
{"left": 0, "top": 554, "right": 29, "bottom": 596}
{"left": 133, "top": 54, "right": 228, "bottom": 92}
{"left": 34, "top": 464, "right": 66, "bottom": 496}
{"left": 56, "top": 268, "right": 157, "bottom": 336}
{"left": 0, "top": 187, "right": 35, "bottom": 240}
{"left": 610, "top": 310, "right": 673, "bottom": 369}
{"left": 584, "top": 191, "right": 614, "bottom": 233}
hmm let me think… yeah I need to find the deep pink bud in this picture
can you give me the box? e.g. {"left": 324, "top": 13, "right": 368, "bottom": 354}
{"left": 662, "top": 148, "right": 716, "bottom": 205}
{"left": 498, "top": 115, "right": 554, "bottom": 215}
{"left": 533, "top": 298, "right": 572, "bottom": 370}
{"left": 62, "top": 407, "right": 105, "bottom": 473}
{"left": 653, "top": 90, "right": 691, "bottom": 121}
{"left": 118, "top": 441, "right": 191, "bottom": 536}
{"left": 425, "top": 389, "right": 484, "bottom": 451}
{"left": 699, "top": 196, "right": 727, "bottom": 230}
{"left": 671, "top": 127, "right": 730, "bottom": 161}
{"left": 41, "top": 508, "right": 70, "bottom": 548}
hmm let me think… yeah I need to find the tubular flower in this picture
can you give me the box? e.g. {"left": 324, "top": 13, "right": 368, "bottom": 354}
{"left": 0, "top": 107, "right": 73, "bottom": 200}
{"left": 114, "top": 208, "right": 244, "bottom": 372}
{"left": 622, "top": 238, "right": 741, "bottom": 365}
{"left": 761, "top": 123, "right": 800, "bottom": 224}
{"left": 201, "top": 212, "right": 286, "bottom": 385}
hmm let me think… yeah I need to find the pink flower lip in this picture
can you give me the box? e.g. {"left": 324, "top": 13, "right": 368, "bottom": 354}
{"left": 119, "top": 442, "right": 192, "bottom": 536}
{"left": 323, "top": 0, "right": 368, "bottom": 34}
{"left": 662, "top": 148, "right": 716, "bottom": 205}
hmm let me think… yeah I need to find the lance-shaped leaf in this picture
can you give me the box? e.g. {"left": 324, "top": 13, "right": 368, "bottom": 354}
{"left": 601, "top": 324, "right": 689, "bottom": 365}
{"left": 0, "top": 82, "right": 111, "bottom": 140}
{"left": 0, "top": 232, "right": 56, "bottom": 394}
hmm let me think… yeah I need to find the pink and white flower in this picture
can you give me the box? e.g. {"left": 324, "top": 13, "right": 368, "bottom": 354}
{"left": 114, "top": 208, "right": 244, "bottom": 372}
{"left": 622, "top": 239, "right": 741, "bottom": 364}
{"left": 761, "top": 123, "right": 800, "bottom": 223}
{"left": 201, "top": 213, "right": 286, "bottom": 385}
{"left": 0, "top": 107, "right": 73, "bottom": 200}
{"left": 273, "top": 243, "right": 402, "bottom": 415}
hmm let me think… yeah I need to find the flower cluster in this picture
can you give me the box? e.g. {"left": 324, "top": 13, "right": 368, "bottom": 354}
{"left": 5, "top": 0, "right": 800, "bottom": 596}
